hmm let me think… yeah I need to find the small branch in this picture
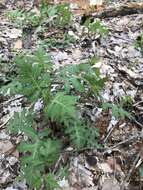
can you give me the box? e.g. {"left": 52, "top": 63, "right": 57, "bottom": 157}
{"left": 121, "top": 151, "right": 141, "bottom": 190}
{"left": 1, "top": 95, "right": 24, "bottom": 106}
{"left": 133, "top": 100, "right": 143, "bottom": 107}
{"left": 132, "top": 117, "right": 143, "bottom": 129}
{"left": 103, "top": 123, "right": 117, "bottom": 143}
{"left": 53, "top": 155, "right": 63, "bottom": 174}
{"left": 0, "top": 117, "right": 11, "bottom": 130}
{"left": 104, "top": 131, "right": 143, "bottom": 152}
{"left": 91, "top": 3, "right": 143, "bottom": 18}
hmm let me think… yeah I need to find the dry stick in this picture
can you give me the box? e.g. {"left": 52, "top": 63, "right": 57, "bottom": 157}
{"left": 104, "top": 131, "right": 143, "bottom": 152}
{"left": 91, "top": 3, "right": 143, "bottom": 18}
{"left": 53, "top": 155, "right": 63, "bottom": 174}
{"left": 121, "top": 151, "right": 141, "bottom": 190}
{"left": 103, "top": 123, "right": 118, "bottom": 143}
{"left": 0, "top": 117, "right": 11, "bottom": 130}
{"left": 1, "top": 95, "right": 24, "bottom": 106}
{"left": 132, "top": 117, "right": 143, "bottom": 129}
{"left": 104, "top": 116, "right": 143, "bottom": 143}
{"left": 133, "top": 100, "right": 143, "bottom": 107}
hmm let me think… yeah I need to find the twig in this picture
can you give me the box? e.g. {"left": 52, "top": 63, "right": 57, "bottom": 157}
{"left": 121, "top": 151, "right": 141, "bottom": 190}
{"left": 104, "top": 131, "right": 143, "bottom": 152}
{"left": 1, "top": 95, "right": 24, "bottom": 106}
{"left": 103, "top": 124, "right": 117, "bottom": 143}
{"left": 53, "top": 155, "right": 63, "bottom": 174}
{"left": 91, "top": 3, "right": 143, "bottom": 18}
{"left": 0, "top": 117, "right": 11, "bottom": 130}
{"left": 133, "top": 100, "right": 143, "bottom": 107}
{"left": 132, "top": 117, "right": 143, "bottom": 128}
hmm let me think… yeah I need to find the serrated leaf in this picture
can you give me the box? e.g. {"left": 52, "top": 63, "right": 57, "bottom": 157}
{"left": 47, "top": 6, "right": 58, "bottom": 17}
{"left": 45, "top": 173, "right": 59, "bottom": 190}
{"left": 66, "top": 122, "right": 100, "bottom": 150}
{"left": 58, "top": 60, "right": 105, "bottom": 95}
{"left": 102, "top": 103, "right": 131, "bottom": 119}
{"left": 7, "top": 110, "right": 36, "bottom": 137}
{"left": 15, "top": 49, "right": 51, "bottom": 101}
{"left": 20, "top": 165, "right": 42, "bottom": 189}
{"left": 45, "top": 92, "right": 77, "bottom": 125}
{"left": 0, "top": 80, "right": 22, "bottom": 95}
{"left": 70, "top": 77, "right": 84, "bottom": 92}
{"left": 66, "top": 123, "right": 87, "bottom": 149}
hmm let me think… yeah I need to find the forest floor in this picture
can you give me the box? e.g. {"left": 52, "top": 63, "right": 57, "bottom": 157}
{"left": 0, "top": 0, "right": 143, "bottom": 190}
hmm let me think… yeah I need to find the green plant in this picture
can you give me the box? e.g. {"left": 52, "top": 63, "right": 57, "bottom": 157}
{"left": 53, "top": 3, "right": 72, "bottom": 27}
{"left": 84, "top": 19, "right": 108, "bottom": 37}
{"left": 66, "top": 122, "right": 100, "bottom": 149}
{"left": 25, "top": 11, "right": 41, "bottom": 26}
{"left": 7, "top": 49, "right": 103, "bottom": 189}
{"left": 38, "top": 33, "right": 76, "bottom": 49}
{"left": 45, "top": 173, "right": 60, "bottom": 190}
{"left": 102, "top": 103, "right": 131, "bottom": 119}
{"left": 6, "top": 3, "right": 72, "bottom": 28}
{"left": 6, "top": 9, "right": 41, "bottom": 27}
{"left": 102, "top": 95, "right": 133, "bottom": 119}
{"left": 8, "top": 110, "right": 60, "bottom": 189}
{"left": 45, "top": 92, "right": 78, "bottom": 126}
{"left": 14, "top": 48, "right": 52, "bottom": 102}
{"left": 6, "top": 9, "right": 25, "bottom": 26}
{"left": 58, "top": 57, "right": 106, "bottom": 95}
{"left": 0, "top": 80, "right": 21, "bottom": 95}
{"left": 119, "top": 95, "right": 133, "bottom": 110}
{"left": 135, "top": 33, "right": 143, "bottom": 54}
{"left": 40, "top": 2, "right": 72, "bottom": 28}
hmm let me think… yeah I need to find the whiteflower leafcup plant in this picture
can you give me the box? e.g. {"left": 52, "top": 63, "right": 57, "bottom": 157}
{"left": 4, "top": 2, "right": 132, "bottom": 189}
{"left": 7, "top": 49, "right": 105, "bottom": 189}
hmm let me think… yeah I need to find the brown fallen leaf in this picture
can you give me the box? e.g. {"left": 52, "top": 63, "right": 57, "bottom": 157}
{"left": 90, "top": 0, "right": 104, "bottom": 10}
{"left": 54, "top": 0, "right": 104, "bottom": 15}
{"left": 98, "top": 162, "right": 113, "bottom": 173}
{"left": 0, "top": 140, "right": 15, "bottom": 154}
{"left": 102, "top": 179, "right": 120, "bottom": 190}
{"left": 14, "top": 39, "right": 22, "bottom": 49}
{"left": 106, "top": 157, "right": 122, "bottom": 173}
{"left": 0, "top": 140, "right": 19, "bottom": 157}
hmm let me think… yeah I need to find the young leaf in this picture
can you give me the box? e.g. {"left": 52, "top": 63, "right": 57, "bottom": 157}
{"left": 15, "top": 49, "right": 52, "bottom": 101}
{"left": 7, "top": 109, "right": 36, "bottom": 138}
{"left": 18, "top": 138, "right": 60, "bottom": 189}
{"left": 45, "top": 173, "right": 59, "bottom": 190}
{"left": 84, "top": 19, "right": 108, "bottom": 37}
{"left": 55, "top": 3, "right": 72, "bottom": 27}
{"left": 102, "top": 103, "right": 131, "bottom": 119}
{"left": 66, "top": 122, "right": 100, "bottom": 149}
{"left": 45, "top": 92, "right": 77, "bottom": 126}
{"left": 20, "top": 165, "right": 42, "bottom": 189}
{"left": 66, "top": 123, "right": 87, "bottom": 149}
{"left": 58, "top": 60, "right": 105, "bottom": 95}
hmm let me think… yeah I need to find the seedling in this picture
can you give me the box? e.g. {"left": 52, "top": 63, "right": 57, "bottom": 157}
{"left": 102, "top": 102, "right": 131, "bottom": 119}
{"left": 7, "top": 49, "right": 102, "bottom": 189}
{"left": 119, "top": 95, "right": 133, "bottom": 110}
{"left": 84, "top": 18, "right": 108, "bottom": 37}
{"left": 135, "top": 33, "right": 143, "bottom": 54}
{"left": 6, "top": 3, "right": 72, "bottom": 28}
